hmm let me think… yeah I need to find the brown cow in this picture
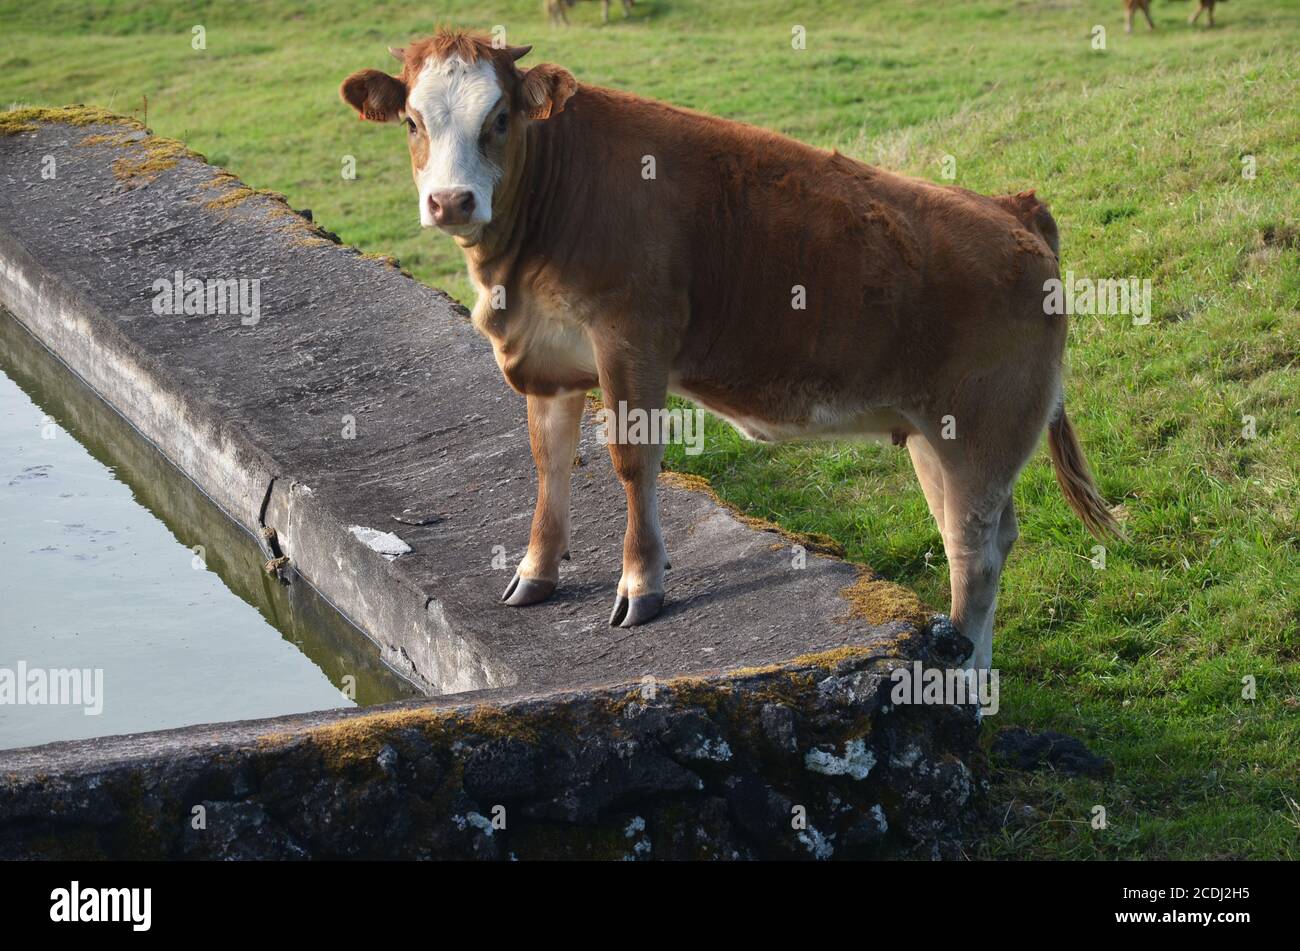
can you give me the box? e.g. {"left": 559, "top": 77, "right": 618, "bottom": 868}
{"left": 1124, "top": 0, "right": 1156, "bottom": 32}
{"left": 1190, "top": 0, "right": 1224, "bottom": 27}
{"left": 339, "top": 30, "right": 1121, "bottom": 670}
{"left": 546, "top": 0, "right": 634, "bottom": 26}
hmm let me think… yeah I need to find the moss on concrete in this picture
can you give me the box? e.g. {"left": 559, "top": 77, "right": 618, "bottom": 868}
{"left": 838, "top": 569, "right": 931, "bottom": 627}
{"left": 0, "top": 105, "right": 146, "bottom": 136}
{"left": 200, "top": 182, "right": 342, "bottom": 248}
{"left": 790, "top": 635, "right": 914, "bottom": 669}
{"left": 359, "top": 250, "right": 404, "bottom": 270}
{"left": 201, "top": 185, "right": 258, "bottom": 211}
{"left": 201, "top": 185, "right": 298, "bottom": 214}
{"left": 78, "top": 132, "right": 136, "bottom": 148}
{"left": 260, "top": 702, "right": 542, "bottom": 773}
{"left": 111, "top": 135, "right": 202, "bottom": 185}
{"left": 0, "top": 107, "right": 199, "bottom": 187}
{"left": 198, "top": 171, "right": 240, "bottom": 192}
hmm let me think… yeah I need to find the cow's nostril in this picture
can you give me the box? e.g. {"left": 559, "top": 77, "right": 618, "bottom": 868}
{"left": 429, "top": 189, "right": 476, "bottom": 226}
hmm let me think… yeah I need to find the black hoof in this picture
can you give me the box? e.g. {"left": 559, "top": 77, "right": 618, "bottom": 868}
{"left": 609, "top": 592, "right": 664, "bottom": 628}
{"left": 501, "top": 571, "right": 556, "bottom": 607}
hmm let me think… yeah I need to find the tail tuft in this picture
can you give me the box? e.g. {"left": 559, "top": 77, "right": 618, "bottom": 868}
{"left": 1047, "top": 408, "right": 1124, "bottom": 540}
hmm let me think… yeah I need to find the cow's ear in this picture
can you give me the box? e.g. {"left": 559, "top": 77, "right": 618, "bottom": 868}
{"left": 520, "top": 64, "right": 576, "bottom": 120}
{"left": 340, "top": 68, "right": 406, "bottom": 122}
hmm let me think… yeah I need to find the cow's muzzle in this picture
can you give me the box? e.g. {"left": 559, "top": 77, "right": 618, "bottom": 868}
{"left": 428, "top": 189, "right": 477, "bottom": 228}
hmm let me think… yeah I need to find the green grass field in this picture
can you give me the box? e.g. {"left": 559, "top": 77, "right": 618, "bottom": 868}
{"left": 3, "top": 0, "right": 1298, "bottom": 858}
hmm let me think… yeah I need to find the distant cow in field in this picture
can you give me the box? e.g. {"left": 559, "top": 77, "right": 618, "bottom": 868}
{"left": 1190, "top": 0, "right": 1224, "bottom": 27}
{"left": 546, "top": 0, "right": 634, "bottom": 26}
{"left": 1124, "top": 0, "right": 1156, "bottom": 32}
{"left": 339, "top": 30, "right": 1121, "bottom": 670}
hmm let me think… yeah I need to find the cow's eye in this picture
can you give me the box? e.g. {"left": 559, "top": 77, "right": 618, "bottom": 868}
{"left": 404, "top": 117, "right": 416, "bottom": 135}
{"left": 493, "top": 111, "right": 509, "bottom": 134}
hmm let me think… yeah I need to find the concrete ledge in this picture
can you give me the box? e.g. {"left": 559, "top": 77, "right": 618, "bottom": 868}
{"left": 0, "top": 635, "right": 984, "bottom": 860}
{"left": 0, "top": 108, "right": 984, "bottom": 858}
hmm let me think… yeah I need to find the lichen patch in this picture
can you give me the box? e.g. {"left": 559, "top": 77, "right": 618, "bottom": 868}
{"left": 804, "top": 738, "right": 876, "bottom": 779}
{"left": 0, "top": 105, "right": 147, "bottom": 137}
{"left": 838, "top": 569, "right": 931, "bottom": 627}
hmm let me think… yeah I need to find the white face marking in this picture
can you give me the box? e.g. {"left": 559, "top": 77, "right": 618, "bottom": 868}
{"left": 407, "top": 56, "right": 504, "bottom": 230}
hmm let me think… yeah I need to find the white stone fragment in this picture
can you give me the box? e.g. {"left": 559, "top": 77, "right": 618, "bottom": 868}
{"left": 804, "top": 738, "right": 876, "bottom": 780}
{"left": 348, "top": 525, "right": 412, "bottom": 560}
{"left": 798, "top": 826, "right": 835, "bottom": 860}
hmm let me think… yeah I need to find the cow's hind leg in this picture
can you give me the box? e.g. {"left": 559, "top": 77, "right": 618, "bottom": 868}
{"left": 909, "top": 428, "right": 1008, "bottom": 670}
{"left": 503, "top": 390, "right": 586, "bottom": 606}
{"left": 939, "top": 467, "right": 1016, "bottom": 672}
{"left": 911, "top": 390, "right": 1044, "bottom": 671}
{"left": 909, "top": 429, "right": 1008, "bottom": 670}
{"left": 907, "top": 434, "right": 948, "bottom": 543}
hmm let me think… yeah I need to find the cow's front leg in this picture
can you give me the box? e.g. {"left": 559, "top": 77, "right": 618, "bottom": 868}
{"left": 502, "top": 390, "right": 586, "bottom": 606}
{"left": 597, "top": 361, "right": 670, "bottom": 628}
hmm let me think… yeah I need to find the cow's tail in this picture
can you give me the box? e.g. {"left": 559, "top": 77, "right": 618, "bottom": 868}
{"left": 1047, "top": 401, "right": 1124, "bottom": 540}
{"left": 999, "top": 189, "right": 1118, "bottom": 538}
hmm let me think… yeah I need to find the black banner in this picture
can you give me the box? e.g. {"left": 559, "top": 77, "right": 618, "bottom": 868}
{"left": 0, "top": 859, "right": 1278, "bottom": 937}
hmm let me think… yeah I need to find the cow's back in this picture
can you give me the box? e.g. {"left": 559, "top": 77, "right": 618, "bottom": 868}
{"left": 540, "top": 85, "right": 1060, "bottom": 411}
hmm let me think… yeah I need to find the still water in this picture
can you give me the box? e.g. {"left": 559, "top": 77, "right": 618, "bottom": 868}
{"left": 0, "top": 310, "right": 417, "bottom": 750}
